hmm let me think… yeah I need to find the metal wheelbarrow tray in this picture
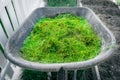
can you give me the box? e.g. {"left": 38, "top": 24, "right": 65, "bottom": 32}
{"left": 4, "top": 7, "right": 116, "bottom": 72}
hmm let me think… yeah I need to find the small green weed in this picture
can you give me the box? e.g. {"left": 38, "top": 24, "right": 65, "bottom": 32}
{"left": 21, "top": 70, "right": 47, "bottom": 80}
{"left": 47, "top": 0, "right": 76, "bottom": 7}
{"left": 116, "top": 0, "right": 120, "bottom": 5}
{"left": 20, "top": 13, "right": 101, "bottom": 63}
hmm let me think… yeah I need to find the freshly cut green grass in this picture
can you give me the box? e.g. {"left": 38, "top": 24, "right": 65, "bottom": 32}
{"left": 47, "top": 0, "right": 76, "bottom": 7}
{"left": 20, "top": 13, "right": 101, "bottom": 63}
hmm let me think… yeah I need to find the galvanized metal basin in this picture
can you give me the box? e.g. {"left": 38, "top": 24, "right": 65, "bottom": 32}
{"left": 4, "top": 7, "right": 116, "bottom": 72}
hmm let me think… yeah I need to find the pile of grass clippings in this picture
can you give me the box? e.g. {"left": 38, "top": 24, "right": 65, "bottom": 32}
{"left": 20, "top": 13, "right": 101, "bottom": 63}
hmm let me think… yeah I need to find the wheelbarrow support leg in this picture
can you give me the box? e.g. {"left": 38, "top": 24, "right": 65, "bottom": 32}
{"left": 92, "top": 65, "right": 101, "bottom": 80}
{"left": 57, "top": 68, "right": 65, "bottom": 80}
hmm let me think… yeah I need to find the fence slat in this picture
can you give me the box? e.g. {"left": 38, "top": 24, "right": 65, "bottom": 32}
{"left": 0, "top": 51, "right": 7, "bottom": 69}
{"left": 11, "top": 0, "right": 26, "bottom": 25}
{"left": 0, "top": 8, "right": 14, "bottom": 37}
{"left": 6, "top": 2, "right": 19, "bottom": 30}
{"left": 5, "top": 64, "right": 14, "bottom": 79}
{"left": 0, "top": 24, "right": 7, "bottom": 47}
{"left": 0, "top": 61, "right": 10, "bottom": 80}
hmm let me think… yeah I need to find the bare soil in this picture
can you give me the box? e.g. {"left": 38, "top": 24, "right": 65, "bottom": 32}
{"left": 81, "top": 0, "right": 120, "bottom": 80}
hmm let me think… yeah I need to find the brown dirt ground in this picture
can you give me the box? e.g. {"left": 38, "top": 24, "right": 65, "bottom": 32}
{"left": 81, "top": 0, "right": 120, "bottom": 80}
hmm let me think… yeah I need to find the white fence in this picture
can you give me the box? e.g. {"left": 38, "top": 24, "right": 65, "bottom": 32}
{"left": 0, "top": 0, "right": 45, "bottom": 80}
